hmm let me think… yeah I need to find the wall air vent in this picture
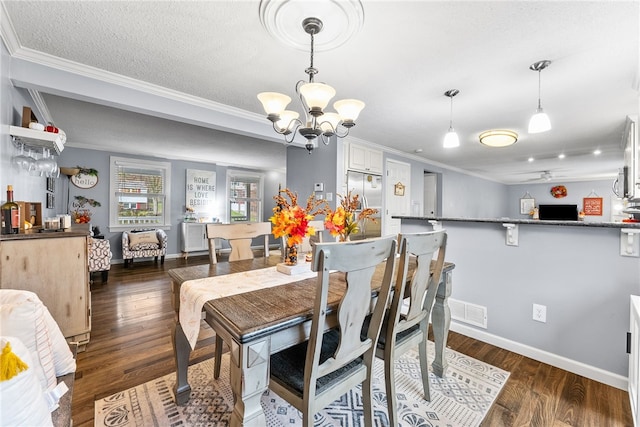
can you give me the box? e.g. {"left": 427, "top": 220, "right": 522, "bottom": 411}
{"left": 449, "top": 298, "right": 488, "bottom": 329}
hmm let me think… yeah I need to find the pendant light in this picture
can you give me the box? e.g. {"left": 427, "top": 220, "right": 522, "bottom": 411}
{"left": 528, "top": 60, "right": 552, "bottom": 134}
{"left": 443, "top": 89, "right": 460, "bottom": 148}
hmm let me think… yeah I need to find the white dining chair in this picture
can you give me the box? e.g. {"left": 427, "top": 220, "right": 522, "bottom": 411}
{"left": 205, "top": 222, "right": 271, "bottom": 264}
{"left": 207, "top": 221, "right": 272, "bottom": 379}
{"left": 268, "top": 236, "right": 397, "bottom": 427}
{"left": 372, "top": 230, "right": 447, "bottom": 426}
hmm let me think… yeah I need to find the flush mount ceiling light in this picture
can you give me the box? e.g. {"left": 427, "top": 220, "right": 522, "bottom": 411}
{"left": 443, "top": 89, "right": 460, "bottom": 148}
{"left": 528, "top": 60, "right": 552, "bottom": 134}
{"left": 479, "top": 129, "right": 519, "bottom": 147}
{"left": 257, "top": 17, "right": 365, "bottom": 154}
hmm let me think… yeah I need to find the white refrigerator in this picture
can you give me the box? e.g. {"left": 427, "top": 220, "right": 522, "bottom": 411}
{"left": 346, "top": 170, "right": 383, "bottom": 240}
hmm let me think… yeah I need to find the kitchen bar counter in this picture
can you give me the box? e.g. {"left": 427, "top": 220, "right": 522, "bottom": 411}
{"left": 394, "top": 214, "right": 639, "bottom": 391}
{"left": 394, "top": 216, "right": 640, "bottom": 229}
{"left": 0, "top": 224, "right": 91, "bottom": 240}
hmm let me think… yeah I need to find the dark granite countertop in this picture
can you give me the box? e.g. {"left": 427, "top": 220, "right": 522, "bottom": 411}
{"left": 394, "top": 216, "right": 640, "bottom": 229}
{"left": 0, "top": 224, "right": 91, "bottom": 241}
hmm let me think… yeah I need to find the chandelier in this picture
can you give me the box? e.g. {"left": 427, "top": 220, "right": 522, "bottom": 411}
{"left": 257, "top": 17, "right": 365, "bottom": 154}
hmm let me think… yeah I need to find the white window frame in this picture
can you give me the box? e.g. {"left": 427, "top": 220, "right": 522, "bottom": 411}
{"left": 109, "top": 156, "right": 172, "bottom": 232}
{"left": 226, "top": 170, "right": 264, "bottom": 223}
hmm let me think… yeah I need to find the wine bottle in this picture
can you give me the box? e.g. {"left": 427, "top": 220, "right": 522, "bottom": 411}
{"left": 1, "top": 185, "right": 20, "bottom": 234}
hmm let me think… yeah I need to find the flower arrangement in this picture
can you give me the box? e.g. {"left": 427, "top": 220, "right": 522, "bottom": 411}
{"left": 71, "top": 196, "right": 101, "bottom": 224}
{"left": 270, "top": 189, "right": 329, "bottom": 246}
{"left": 324, "top": 190, "right": 378, "bottom": 242}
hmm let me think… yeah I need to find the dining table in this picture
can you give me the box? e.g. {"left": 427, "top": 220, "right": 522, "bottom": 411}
{"left": 170, "top": 254, "right": 455, "bottom": 427}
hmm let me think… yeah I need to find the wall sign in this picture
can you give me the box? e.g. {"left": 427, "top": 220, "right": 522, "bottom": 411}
{"left": 583, "top": 197, "right": 603, "bottom": 216}
{"left": 71, "top": 167, "right": 99, "bottom": 189}
{"left": 520, "top": 197, "right": 535, "bottom": 215}
{"left": 186, "top": 169, "right": 216, "bottom": 212}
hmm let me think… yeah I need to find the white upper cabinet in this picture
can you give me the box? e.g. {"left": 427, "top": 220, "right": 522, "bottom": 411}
{"left": 348, "top": 142, "right": 383, "bottom": 174}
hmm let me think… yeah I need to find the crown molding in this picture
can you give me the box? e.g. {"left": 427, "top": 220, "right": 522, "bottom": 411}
{"left": 0, "top": 2, "right": 20, "bottom": 55}
{"left": 11, "top": 45, "right": 265, "bottom": 125}
{"left": 28, "top": 89, "right": 52, "bottom": 125}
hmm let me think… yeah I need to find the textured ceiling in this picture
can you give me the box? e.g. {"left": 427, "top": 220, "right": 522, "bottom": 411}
{"left": 2, "top": 0, "right": 639, "bottom": 183}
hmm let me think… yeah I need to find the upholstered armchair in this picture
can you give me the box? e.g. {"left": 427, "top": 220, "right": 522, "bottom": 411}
{"left": 88, "top": 238, "right": 112, "bottom": 282}
{"left": 122, "top": 229, "right": 167, "bottom": 268}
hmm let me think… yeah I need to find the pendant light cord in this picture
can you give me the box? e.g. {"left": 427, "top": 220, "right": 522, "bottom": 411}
{"left": 537, "top": 70, "right": 542, "bottom": 109}
{"left": 449, "top": 95, "right": 454, "bottom": 129}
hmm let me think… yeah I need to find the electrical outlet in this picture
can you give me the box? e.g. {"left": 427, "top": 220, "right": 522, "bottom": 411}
{"left": 533, "top": 303, "right": 547, "bottom": 323}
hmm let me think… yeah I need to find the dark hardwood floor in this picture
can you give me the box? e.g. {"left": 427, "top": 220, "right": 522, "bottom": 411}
{"left": 72, "top": 254, "right": 633, "bottom": 426}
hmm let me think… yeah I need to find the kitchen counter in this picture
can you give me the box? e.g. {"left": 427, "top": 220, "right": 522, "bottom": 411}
{"left": 0, "top": 224, "right": 91, "bottom": 241}
{"left": 393, "top": 214, "right": 640, "bottom": 390}
{"left": 393, "top": 216, "right": 640, "bottom": 229}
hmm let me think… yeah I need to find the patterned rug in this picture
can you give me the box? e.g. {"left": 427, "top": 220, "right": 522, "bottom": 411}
{"left": 95, "top": 340, "right": 509, "bottom": 426}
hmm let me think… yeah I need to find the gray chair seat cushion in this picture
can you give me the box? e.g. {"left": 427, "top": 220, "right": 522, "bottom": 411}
{"left": 270, "top": 328, "right": 363, "bottom": 398}
{"left": 362, "top": 312, "right": 420, "bottom": 350}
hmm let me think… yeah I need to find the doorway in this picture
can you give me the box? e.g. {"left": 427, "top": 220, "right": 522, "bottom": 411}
{"left": 423, "top": 172, "right": 438, "bottom": 217}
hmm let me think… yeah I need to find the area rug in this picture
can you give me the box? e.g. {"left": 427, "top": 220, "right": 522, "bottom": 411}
{"left": 95, "top": 340, "right": 509, "bottom": 427}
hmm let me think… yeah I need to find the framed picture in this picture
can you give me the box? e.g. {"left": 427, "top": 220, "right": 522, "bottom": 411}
{"left": 583, "top": 197, "right": 603, "bottom": 216}
{"left": 394, "top": 182, "right": 405, "bottom": 196}
{"left": 46, "top": 193, "right": 55, "bottom": 209}
{"left": 186, "top": 169, "right": 216, "bottom": 212}
{"left": 46, "top": 177, "right": 55, "bottom": 192}
{"left": 520, "top": 197, "right": 535, "bottom": 214}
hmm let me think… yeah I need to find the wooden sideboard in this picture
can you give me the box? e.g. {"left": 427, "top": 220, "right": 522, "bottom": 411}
{"left": 0, "top": 227, "right": 91, "bottom": 349}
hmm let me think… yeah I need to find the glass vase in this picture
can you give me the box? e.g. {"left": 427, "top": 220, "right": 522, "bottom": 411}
{"left": 285, "top": 243, "right": 298, "bottom": 266}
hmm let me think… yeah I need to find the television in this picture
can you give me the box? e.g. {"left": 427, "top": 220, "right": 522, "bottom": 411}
{"left": 538, "top": 204, "right": 578, "bottom": 221}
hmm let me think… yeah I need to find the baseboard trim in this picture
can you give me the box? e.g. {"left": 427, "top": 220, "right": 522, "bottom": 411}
{"left": 450, "top": 322, "right": 628, "bottom": 391}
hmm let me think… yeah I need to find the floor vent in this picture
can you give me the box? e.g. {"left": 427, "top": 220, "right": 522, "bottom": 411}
{"left": 449, "top": 298, "right": 488, "bottom": 329}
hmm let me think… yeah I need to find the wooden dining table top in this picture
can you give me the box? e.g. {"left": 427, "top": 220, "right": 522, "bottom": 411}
{"left": 171, "top": 256, "right": 455, "bottom": 345}
{"left": 168, "top": 255, "right": 282, "bottom": 285}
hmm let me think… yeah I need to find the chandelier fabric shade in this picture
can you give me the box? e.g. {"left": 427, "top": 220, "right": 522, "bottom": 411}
{"left": 298, "top": 83, "right": 336, "bottom": 113}
{"left": 257, "top": 17, "right": 364, "bottom": 153}
{"left": 528, "top": 108, "right": 551, "bottom": 134}
{"left": 257, "top": 93, "right": 292, "bottom": 121}
{"left": 443, "top": 130, "right": 460, "bottom": 148}
{"left": 479, "top": 129, "right": 519, "bottom": 147}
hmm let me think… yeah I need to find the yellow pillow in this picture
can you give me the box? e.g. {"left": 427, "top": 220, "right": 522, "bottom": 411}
{"left": 128, "top": 231, "right": 159, "bottom": 247}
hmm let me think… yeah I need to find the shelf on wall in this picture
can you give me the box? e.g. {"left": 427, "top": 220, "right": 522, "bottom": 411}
{"left": 9, "top": 125, "right": 65, "bottom": 155}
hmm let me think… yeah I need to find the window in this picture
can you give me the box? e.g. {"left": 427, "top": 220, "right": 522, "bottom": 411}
{"left": 109, "top": 156, "right": 171, "bottom": 229}
{"left": 227, "top": 171, "right": 263, "bottom": 223}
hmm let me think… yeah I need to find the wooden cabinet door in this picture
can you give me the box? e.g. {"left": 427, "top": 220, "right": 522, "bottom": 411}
{"left": 181, "top": 223, "right": 207, "bottom": 251}
{"left": 348, "top": 142, "right": 383, "bottom": 173}
{"left": 348, "top": 143, "right": 368, "bottom": 171}
{"left": 0, "top": 237, "right": 89, "bottom": 338}
{"left": 367, "top": 148, "right": 383, "bottom": 174}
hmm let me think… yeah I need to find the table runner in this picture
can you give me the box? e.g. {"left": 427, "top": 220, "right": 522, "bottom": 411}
{"left": 179, "top": 265, "right": 318, "bottom": 349}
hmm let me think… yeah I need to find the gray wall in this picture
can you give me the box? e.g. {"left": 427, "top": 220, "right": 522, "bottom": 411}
{"left": 508, "top": 179, "right": 618, "bottom": 220}
{"left": 384, "top": 149, "right": 510, "bottom": 219}
{"left": 55, "top": 147, "right": 285, "bottom": 260}
{"left": 401, "top": 218, "right": 639, "bottom": 382}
